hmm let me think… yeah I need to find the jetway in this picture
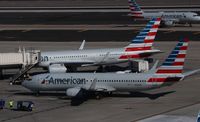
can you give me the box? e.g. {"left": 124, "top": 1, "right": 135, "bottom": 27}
{"left": 0, "top": 48, "right": 40, "bottom": 83}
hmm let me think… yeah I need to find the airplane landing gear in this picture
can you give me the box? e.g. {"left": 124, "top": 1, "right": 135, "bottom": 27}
{"left": 95, "top": 93, "right": 103, "bottom": 100}
{"left": 34, "top": 91, "right": 40, "bottom": 96}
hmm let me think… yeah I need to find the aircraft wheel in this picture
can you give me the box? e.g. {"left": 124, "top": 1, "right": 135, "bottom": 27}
{"left": 34, "top": 91, "right": 40, "bottom": 96}
{"left": 108, "top": 92, "right": 112, "bottom": 95}
{"left": 95, "top": 93, "right": 103, "bottom": 100}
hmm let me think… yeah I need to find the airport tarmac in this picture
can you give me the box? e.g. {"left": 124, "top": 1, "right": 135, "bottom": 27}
{"left": 0, "top": 28, "right": 199, "bottom": 42}
{"left": 0, "top": 41, "right": 200, "bottom": 122}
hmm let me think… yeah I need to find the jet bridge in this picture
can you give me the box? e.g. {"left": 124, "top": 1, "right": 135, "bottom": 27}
{"left": 0, "top": 48, "right": 40, "bottom": 83}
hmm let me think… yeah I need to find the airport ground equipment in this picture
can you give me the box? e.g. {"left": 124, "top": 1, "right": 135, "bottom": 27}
{"left": 0, "top": 47, "right": 40, "bottom": 83}
{"left": 0, "top": 99, "right": 5, "bottom": 109}
{"left": 16, "top": 101, "right": 34, "bottom": 111}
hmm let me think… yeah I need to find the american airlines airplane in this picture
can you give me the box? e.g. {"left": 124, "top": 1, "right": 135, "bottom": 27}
{"left": 39, "top": 18, "right": 161, "bottom": 72}
{"left": 22, "top": 38, "right": 199, "bottom": 105}
{"left": 128, "top": 0, "right": 200, "bottom": 26}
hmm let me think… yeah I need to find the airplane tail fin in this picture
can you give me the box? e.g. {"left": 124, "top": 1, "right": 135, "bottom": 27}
{"left": 156, "top": 38, "right": 189, "bottom": 74}
{"left": 147, "top": 38, "right": 189, "bottom": 83}
{"left": 128, "top": 0, "right": 144, "bottom": 18}
{"left": 125, "top": 18, "right": 161, "bottom": 52}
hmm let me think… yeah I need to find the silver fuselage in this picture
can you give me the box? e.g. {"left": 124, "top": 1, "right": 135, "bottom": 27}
{"left": 22, "top": 72, "right": 180, "bottom": 93}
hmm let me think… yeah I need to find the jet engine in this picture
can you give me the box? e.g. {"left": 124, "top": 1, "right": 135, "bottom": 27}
{"left": 164, "top": 21, "right": 175, "bottom": 26}
{"left": 66, "top": 87, "right": 81, "bottom": 97}
{"left": 48, "top": 64, "right": 67, "bottom": 73}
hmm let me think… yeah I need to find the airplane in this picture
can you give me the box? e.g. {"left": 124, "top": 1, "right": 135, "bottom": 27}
{"left": 39, "top": 18, "right": 161, "bottom": 72}
{"left": 22, "top": 38, "right": 200, "bottom": 105}
{"left": 128, "top": 0, "right": 200, "bottom": 27}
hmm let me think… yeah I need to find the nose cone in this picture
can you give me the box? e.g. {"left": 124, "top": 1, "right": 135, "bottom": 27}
{"left": 197, "top": 16, "right": 200, "bottom": 21}
{"left": 194, "top": 16, "right": 200, "bottom": 21}
{"left": 22, "top": 79, "right": 38, "bottom": 91}
{"left": 22, "top": 80, "right": 32, "bottom": 90}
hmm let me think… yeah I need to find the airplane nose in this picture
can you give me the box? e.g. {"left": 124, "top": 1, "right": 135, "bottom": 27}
{"left": 22, "top": 80, "right": 29, "bottom": 88}
{"left": 21, "top": 79, "right": 37, "bottom": 91}
{"left": 195, "top": 16, "right": 200, "bottom": 21}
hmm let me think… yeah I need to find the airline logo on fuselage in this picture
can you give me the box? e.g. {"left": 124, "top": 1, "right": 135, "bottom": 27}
{"left": 41, "top": 77, "right": 86, "bottom": 85}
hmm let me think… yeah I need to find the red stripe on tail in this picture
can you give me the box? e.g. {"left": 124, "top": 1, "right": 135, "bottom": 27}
{"left": 125, "top": 46, "right": 151, "bottom": 51}
{"left": 156, "top": 69, "right": 182, "bottom": 74}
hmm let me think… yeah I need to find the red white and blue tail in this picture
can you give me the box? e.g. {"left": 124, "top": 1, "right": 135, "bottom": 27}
{"left": 156, "top": 38, "right": 189, "bottom": 74}
{"left": 128, "top": 0, "right": 144, "bottom": 18}
{"left": 125, "top": 18, "right": 161, "bottom": 52}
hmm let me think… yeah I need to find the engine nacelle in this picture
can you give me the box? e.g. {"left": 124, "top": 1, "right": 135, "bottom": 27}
{"left": 66, "top": 87, "right": 81, "bottom": 97}
{"left": 164, "top": 21, "right": 175, "bottom": 26}
{"left": 48, "top": 64, "right": 67, "bottom": 73}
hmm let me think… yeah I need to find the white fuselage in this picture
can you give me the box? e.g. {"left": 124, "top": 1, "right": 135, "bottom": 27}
{"left": 143, "top": 12, "right": 200, "bottom": 23}
{"left": 39, "top": 47, "right": 159, "bottom": 67}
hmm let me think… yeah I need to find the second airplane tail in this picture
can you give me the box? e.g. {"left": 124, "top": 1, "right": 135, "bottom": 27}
{"left": 147, "top": 38, "right": 189, "bottom": 83}
{"left": 128, "top": 0, "right": 144, "bottom": 18}
{"left": 148, "top": 38, "right": 199, "bottom": 84}
{"left": 156, "top": 38, "right": 189, "bottom": 74}
{"left": 125, "top": 18, "right": 161, "bottom": 52}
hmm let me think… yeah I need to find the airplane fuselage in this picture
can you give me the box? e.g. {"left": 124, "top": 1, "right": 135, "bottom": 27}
{"left": 39, "top": 47, "right": 159, "bottom": 67}
{"left": 142, "top": 12, "right": 200, "bottom": 24}
{"left": 22, "top": 72, "right": 179, "bottom": 93}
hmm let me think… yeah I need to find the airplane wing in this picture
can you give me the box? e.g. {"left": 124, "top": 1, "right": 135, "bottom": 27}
{"left": 94, "top": 85, "right": 116, "bottom": 92}
{"left": 66, "top": 77, "right": 116, "bottom": 98}
{"left": 81, "top": 60, "right": 128, "bottom": 67}
{"left": 183, "top": 69, "right": 200, "bottom": 78}
{"left": 82, "top": 77, "right": 116, "bottom": 92}
{"left": 49, "top": 60, "right": 94, "bottom": 66}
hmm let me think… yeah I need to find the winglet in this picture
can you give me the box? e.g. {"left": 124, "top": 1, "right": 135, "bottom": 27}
{"left": 79, "top": 40, "right": 86, "bottom": 50}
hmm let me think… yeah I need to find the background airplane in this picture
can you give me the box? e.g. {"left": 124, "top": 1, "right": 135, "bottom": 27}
{"left": 39, "top": 18, "right": 161, "bottom": 72}
{"left": 128, "top": 0, "right": 200, "bottom": 26}
{"left": 22, "top": 38, "right": 200, "bottom": 105}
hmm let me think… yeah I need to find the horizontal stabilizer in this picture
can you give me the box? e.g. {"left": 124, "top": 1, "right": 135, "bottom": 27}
{"left": 138, "top": 50, "right": 162, "bottom": 57}
{"left": 183, "top": 69, "right": 200, "bottom": 78}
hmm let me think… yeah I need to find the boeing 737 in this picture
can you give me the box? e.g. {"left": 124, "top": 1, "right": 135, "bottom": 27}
{"left": 22, "top": 38, "right": 200, "bottom": 105}
{"left": 128, "top": 0, "right": 200, "bottom": 26}
{"left": 39, "top": 18, "right": 161, "bottom": 72}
